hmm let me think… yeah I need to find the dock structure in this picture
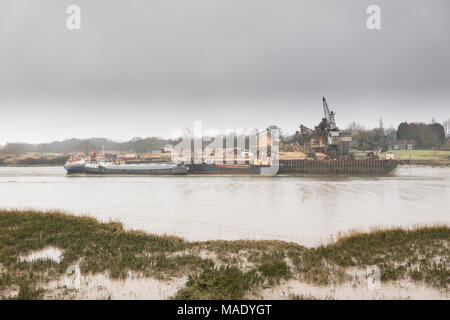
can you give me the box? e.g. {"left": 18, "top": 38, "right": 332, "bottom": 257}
{"left": 279, "top": 159, "right": 398, "bottom": 176}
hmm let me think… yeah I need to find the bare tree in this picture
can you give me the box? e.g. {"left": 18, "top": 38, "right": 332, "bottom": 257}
{"left": 443, "top": 119, "right": 450, "bottom": 138}
{"left": 347, "top": 122, "right": 365, "bottom": 132}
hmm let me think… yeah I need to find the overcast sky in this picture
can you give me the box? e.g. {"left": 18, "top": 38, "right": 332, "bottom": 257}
{"left": 0, "top": 0, "right": 449, "bottom": 144}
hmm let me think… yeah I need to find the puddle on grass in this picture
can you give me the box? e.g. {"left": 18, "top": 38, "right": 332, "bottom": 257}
{"left": 44, "top": 272, "right": 187, "bottom": 300}
{"left": 19, "top": 247, "right": 64, "bottom": 263}
{"left": 250, "top": 279, "right": 449, "bottom": 300}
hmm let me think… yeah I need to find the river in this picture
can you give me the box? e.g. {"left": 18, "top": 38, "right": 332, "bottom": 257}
{"left": 0, "top": 166, "right": 448, "bottom": 246}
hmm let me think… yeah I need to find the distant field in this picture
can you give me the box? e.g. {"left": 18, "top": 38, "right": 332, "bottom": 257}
{"left": 380, "top": 149, "right": 450, "bottom": 164}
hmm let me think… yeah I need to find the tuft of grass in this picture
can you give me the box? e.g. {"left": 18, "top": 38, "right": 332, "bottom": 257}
{"left": 11, "top": 280, "right": 44, "bottom": 300}
{"left": 289, "top": 293, "right": 317, "bottom": 300}
{"left": 258, "top": 261, "right": 291, "bottom": 285}
{"left": 174, "top": 266, "right": 262, "bottom": 300}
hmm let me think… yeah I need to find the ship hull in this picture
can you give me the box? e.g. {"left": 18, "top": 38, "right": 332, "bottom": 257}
{"left": 279, "top": 159, "right": 397, "bottom": 176}
{"left": 64, "top": 164, "right": 86, "bottom": 174}
{"left": 192, "top": 163, "right": 271, "bottom": 174}
{"left": 85, "top": 163, "right": 188, "bottom": 175}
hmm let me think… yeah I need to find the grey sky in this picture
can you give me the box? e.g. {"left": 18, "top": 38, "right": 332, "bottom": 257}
{"left": 0, "top": 0, "right": 449, "bottom": 144}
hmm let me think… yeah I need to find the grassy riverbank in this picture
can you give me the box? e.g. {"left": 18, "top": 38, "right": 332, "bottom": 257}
{"left": 0, "top": 210, "right": 448, "bottom": 299}
{"left": 0, "top": 154, "right": 68, "bottom": 166}
{"left": 380, "top": 150, "right": 450, "bottom": 166}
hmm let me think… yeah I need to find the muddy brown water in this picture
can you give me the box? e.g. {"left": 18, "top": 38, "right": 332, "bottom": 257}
{"left": 0, "top": 166, "right": 448, "bottom": 246}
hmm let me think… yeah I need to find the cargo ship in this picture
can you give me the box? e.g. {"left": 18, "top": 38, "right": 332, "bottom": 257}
{"left": 85, "top": 161, "right": 188, "bottom": 175}
{"left": 192, "top": 163, "right": 274, "bottom": 174}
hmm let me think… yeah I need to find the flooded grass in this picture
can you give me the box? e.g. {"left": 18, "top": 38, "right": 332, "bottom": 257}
{"left": 174, "top": 266, "right": 262, "bottom": 300}
{"left": 0, "top": 209, "right": 448, "bottom": 299}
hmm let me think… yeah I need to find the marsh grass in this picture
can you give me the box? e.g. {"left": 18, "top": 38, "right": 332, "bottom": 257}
{"left": 0, "top": 209, "right": 448, "bottom": 299}
{"left": 316, "top": 226, "right": 449, "bottom": 287}
{"left": 15, "top": 280, "right": 44, "bottom": 300}
{"left": 174, "top": 266, "right": 262, "bottom": 300}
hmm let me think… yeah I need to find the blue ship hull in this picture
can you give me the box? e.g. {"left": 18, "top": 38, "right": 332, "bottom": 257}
{"left": 64, "top": 164, "right": 86, "bottom": 174}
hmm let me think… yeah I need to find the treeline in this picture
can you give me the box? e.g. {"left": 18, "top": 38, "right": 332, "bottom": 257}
{"left": 350, "top": 127, "right": 390, "bottom": 151}
{"left": 0, "top": 137, "right": 178, "bottom": 154}
{"left": 0, "top": 155, "right": 69, "bottom": 166}
{"left": 348, "top": 121, "right": 447, "bottom": 151}
{"left": 1, "top": 121, "right": 447, "bottom": 155}
{"left": 397, "top": 122, "right": 446, "bottom": 148}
